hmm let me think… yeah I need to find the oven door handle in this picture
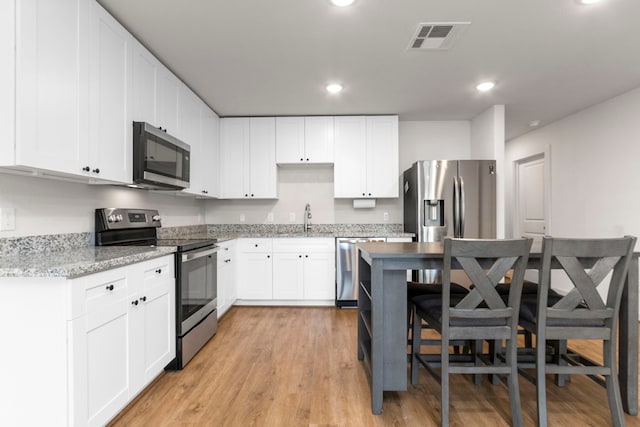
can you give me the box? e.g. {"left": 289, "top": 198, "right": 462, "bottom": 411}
{"left": 181, "top": 247, "right": 220, "bottom": 262}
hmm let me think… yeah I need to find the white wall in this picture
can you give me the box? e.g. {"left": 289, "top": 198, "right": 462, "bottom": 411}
{"left": 506, "top": 86, "right": 640, "bottom": 303}
{"left": 0, "top": 173, "right": 205, "bottom": 237}
{"left": 471, "top": 105, "right": 506, "bottom": 238}
{"left": 205, "top": 120, "right": 472, "bottom": 224}
{"left": 506, "top": 87, "right": 640, "bottom": 241}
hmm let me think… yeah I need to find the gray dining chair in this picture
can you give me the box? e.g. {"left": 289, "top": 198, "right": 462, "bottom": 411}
{"left": 517, "top": 235, "right": 636, "bottom": 427}
{"left": 410, "top": 237, "right": 532, "bottom": 427}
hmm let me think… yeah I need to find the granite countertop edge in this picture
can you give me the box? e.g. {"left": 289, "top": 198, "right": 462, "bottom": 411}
{"left": 212, "top": 231, "right": 414, "bottom": 242}
{"left": 0, "top": 246, "right": 177, "bottom": 279}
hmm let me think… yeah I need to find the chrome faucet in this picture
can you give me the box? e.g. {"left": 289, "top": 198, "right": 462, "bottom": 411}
{"left": 304, "top": 203, "right": 312, "bottom": 233}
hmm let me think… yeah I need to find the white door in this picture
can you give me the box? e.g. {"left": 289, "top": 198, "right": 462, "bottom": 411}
{"left": 515, "top": 153, "right": 549, "bottom": 241}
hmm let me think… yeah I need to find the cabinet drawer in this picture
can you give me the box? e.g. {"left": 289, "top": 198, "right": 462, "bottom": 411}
{"left": 272, "top": 238, "right": 334, "bottom": 253}
{"left": 84, "top": 271, "right": 128, "bottom": 316}
{"left": 238, "top": 238, "right": 273, "bottom": 253}
{"left": 141, "top": 256, "right": 175, "bottom": 282}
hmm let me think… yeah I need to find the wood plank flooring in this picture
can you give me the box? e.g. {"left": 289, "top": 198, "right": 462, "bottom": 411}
{"left": 109, "top": 306, "right": 640, "bottom": 426}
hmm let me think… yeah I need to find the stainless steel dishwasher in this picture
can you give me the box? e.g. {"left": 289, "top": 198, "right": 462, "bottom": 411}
{"left": 335, "top": 237, "right": 386, "bottom": 307}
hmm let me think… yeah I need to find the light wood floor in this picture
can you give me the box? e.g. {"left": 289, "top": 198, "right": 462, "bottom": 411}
{"left": 110, "top": 306, "right": 640, "bottom": 427}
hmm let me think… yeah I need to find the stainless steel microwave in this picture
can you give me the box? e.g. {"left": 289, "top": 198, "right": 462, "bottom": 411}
{"left": 133, "top": 122, "right": 190, "bottom": 190}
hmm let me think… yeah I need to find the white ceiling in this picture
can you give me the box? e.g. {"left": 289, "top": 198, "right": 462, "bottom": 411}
{"left": 98, "top": 0, "right": 640, "bottom": 140}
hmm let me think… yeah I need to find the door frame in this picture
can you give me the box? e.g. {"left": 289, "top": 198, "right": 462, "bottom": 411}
{"left": 512, "top": 145, "right": 551, "bottom": 239}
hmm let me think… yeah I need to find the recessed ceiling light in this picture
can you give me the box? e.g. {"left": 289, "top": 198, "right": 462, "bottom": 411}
{"left": 576, "top": 0, "right": 601, "bottom": 4}
{"left": 326, "top": 83, "right": 343, "bottom": 94}
{"left": 331, "top": 0, "right": 355, "bottom": 6}
{"left": 529, "top": 120, "right": 541, "bottom": 127}
{"left": 475, "top": 81, "right": 496, "bottom": 92}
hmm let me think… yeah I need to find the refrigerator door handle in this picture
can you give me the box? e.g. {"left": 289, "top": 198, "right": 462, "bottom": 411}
{"left": 459, "top": 176, "right": 465, "bottom": 238}
{"left": 453, "top": 176, "right": 460, "bottom": 238}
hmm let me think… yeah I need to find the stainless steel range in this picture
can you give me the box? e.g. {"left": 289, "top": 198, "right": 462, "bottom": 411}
{"left": 95, "top": 208, "right": 219, "bottom": 370}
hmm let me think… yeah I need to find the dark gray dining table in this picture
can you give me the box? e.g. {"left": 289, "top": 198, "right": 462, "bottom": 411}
{"left": 356, "top": 241, "right": 639, "bottom": 415}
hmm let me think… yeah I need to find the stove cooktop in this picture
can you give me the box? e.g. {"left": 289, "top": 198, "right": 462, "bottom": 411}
{"left": 154, "top": 238, "right": 216, "bottom": 252}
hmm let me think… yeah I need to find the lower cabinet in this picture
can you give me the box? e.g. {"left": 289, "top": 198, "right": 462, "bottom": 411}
{"left": 217, "top": 239, "right": 237, "bottom": 317}
{"left": 0, "top": 254, "right": 175, "bottom": 427}
{"left": 272, "top": 238, "right": 335, "bottom": 301}
{"left": 235, "top": 238, "right": 335, "bottom": 304}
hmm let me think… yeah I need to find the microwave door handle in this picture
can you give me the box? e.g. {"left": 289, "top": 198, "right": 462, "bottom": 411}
{"left": 181, "top": 247, "right": 220, "bottom": 262}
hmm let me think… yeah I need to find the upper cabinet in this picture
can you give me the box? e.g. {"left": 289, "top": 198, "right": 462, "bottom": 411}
{"left": 1, "top": 0, "right": 89, "bottom": 178}
{"left": 334, "top": 115, "right": 399, "bottom": 198}
{"left": 87, "top": 1, "right": 133, "bottom": 183}
{"left": 1, "top": 0, "right": 132, "bottom": 184}
{"left": 219, "top": 117, "right": 277, "bottom": 199}
{"left": 275, "top": 116, "right": 334, "bottom": 164}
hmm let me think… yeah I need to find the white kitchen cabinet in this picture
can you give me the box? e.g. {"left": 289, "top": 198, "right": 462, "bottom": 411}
{"left": 129, "top": 257, "right": 175, "bottom": 396}
{"left": 183, "top": 98, "right": 220, "bottom": 198}
{"left": 0, "top": 254, "right": 175, "bottom": 427}
{"left": 276, "top": 116, "right": 334, "bottom": 164}
{"left": 217, "top": 240, "right": 237, "bottom": 317}
{"left": 87, "top": 1, "right": 133, "bottom": 183}
{"left": 272, "top": 238, "right": 335, "bottom": 301}
{"left": 132, "top": 40, "right": 180, "bottom": 137}
{"left": 333, "top": 115, "right": 399, "bottom": 198}
{"left": 220, "top": 117, "right": 277, "bottom": 199}
{"left": 236, "top": 239, "right": 273, "bottom": 299}
{"left": 0, "top": 0, "right": 90, "bottom": 178}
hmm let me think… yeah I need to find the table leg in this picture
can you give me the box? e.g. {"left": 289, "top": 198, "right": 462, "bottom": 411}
{"left": 620, "top": 256, "right": 638, "bottom": 415}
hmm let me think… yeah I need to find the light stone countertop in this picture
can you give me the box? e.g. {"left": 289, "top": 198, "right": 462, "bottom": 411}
{"left": 0, "top": 245, "right": 176, "bottom": 279}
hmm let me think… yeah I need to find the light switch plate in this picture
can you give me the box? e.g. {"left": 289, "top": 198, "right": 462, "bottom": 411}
{"left": 289, "top": 212, "right": 296, "bottom": 222}
{"left": 239, "top": 213, "right": 246, "bottom": 223}
{"left": 267, "top": 212, "right": 274, "bottom": 222}
{"left": 0, "top": 208, "right": 16, "bottom": 231}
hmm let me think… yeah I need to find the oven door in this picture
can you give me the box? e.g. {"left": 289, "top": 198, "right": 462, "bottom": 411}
{"left": 178, "top": 246, "right": 219, "bottom": 336}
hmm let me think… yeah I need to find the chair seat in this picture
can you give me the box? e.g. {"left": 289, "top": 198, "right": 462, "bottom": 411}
{"left": 494, "top": 280, "right": 540, "bottom": 295}
{"left": 407, "top": 281, "right": 468, "bottom": 299}
{"left": 413, "top": 293, "right": 508, "bottom": 327}
{"left": 519, "top": 294, "right": 603, "bottom": 327}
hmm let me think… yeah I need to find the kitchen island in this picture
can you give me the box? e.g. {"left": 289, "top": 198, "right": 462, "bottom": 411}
{"left": 356, "top": 241, "right": 639, "bottom": 416}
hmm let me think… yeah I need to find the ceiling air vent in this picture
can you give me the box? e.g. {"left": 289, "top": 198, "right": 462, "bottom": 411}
{"left": 408, "top": 22, "right": 470, "bottom": 51}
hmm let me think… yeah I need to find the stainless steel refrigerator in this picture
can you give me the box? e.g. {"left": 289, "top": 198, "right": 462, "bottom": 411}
{"left": 403, "top": 160, "right": 496, "bottom": 282}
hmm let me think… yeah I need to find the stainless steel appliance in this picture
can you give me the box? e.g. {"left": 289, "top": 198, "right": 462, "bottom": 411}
{"left": 133, "top": 122, "right": 190, "bottom": 190}
{"left": 403, "top": 160, "right": 496, "bottom": 281}
{"left": 335, "top": 237, "right": 386, "bottom": 307}
{"left": 95, "top": 208, "right": 218, "bottom": 370}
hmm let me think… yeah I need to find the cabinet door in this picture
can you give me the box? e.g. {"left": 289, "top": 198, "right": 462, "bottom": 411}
{"left": 88, "top": 2, "right": 132, "bottom": 184}
{"left": 132, "top": 40, "right": 157, "bottom": 125}
{"left": 193, "top": 106, "right": 219, "bottom": 197}
{"left": 304, "top": 116, "right": 334, "bottom": 163}
{"left": 217, "top": 241, "right": 236, "bottom": 317}
{"left": 275, "top": 116, "right": 305, "bottom": 164}
{"left": 81, "top": 299, "right": 131, "bottom": 427}
{"left": 333, "top": 116, "right": 367, "bottom": 197}
{"left": 178, "top": 85, "right": 203, "bottom": 195}
{"left": 303, "top": 252, "right": 335, "bottom": 300}
{"left": 219, "top": 118, "right": 249, "bottom": 198}
{"left": 14, "top": 0, "right": 88, "bottom": 175}
{"left": 366, "top": 115, "right": 399, "bottom": 197}
{"left": 273, "top": 252, "right": 304, "bottom": 299}
{"left": 140, "top": 274, "right": 174, "bottom": 387}
{"left": 156, "top": 65, "right": 179, "bottom": 135}
{"left": 237, "top": 252, "right": 272, "bottom": 299}
{"left": 249, "top": 117, "right": 277, "bottom": 198}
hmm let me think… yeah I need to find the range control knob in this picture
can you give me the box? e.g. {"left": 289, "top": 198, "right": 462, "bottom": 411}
{"left": 116, "top": 214, "right": 124, "bottom": 222}
{"left": 152, "top": 215, "right": 161, "bottom": 222}
{"left": 107, "top": 214, "right": 117, "bottom": 223}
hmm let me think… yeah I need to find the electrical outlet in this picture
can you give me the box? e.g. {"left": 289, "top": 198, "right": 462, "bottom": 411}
{"left": 267, "top": 212, "right": 274, "bottom": 222}
{"left": 383, "top": 212, "right": 389, "bottom": 222}
{"left": 289, "top": 212, "right": 296, "bottom": 222}
{"left": 239, "top": 213, "right": 246, "bottom": 223}
{"left": 0, "top": 208, "right": 16, "bottom": 231}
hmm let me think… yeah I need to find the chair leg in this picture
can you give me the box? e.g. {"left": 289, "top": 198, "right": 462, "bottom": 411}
{"left": 441, "top": 334, "right": 450, "bottom": 427}
{"left": 410, "top": 307, "right": 422, "bottom": 384}
{"left": 604, "top": 339, "right": 625, "bottom": 427}
{"left": 554, "top": 339, "right": 569, "bottom": 387}
{"left": 536, "top": 333, "right": 548, "bottom": 427}
{"left": 489, "top": 339, "right": 501, "bottom": 385}
{"left": 506, "top": 337, "right": 524, "bottom": 427}
{"left": 473, "top": 340, "right": 482, "bottom": 385}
